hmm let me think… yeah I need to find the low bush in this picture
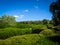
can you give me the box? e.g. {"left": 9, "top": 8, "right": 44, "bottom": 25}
{"left": 47, "top": 24, "right": 53, "bottom": 29}
{"left": 0, "top": 28, "right": 32, "bottom": 39}
{"left": 16, "top": 24, "right": 31, "bottom": 28}
{"left": 30, "top": 24, "right": 47, "bottom": 34}
{"left": 40, "top": 29, "right": 55, "bottom": 36}
{"left": 31, "top": 24, "right": 47, "bottom": 30}
{"left": 0, "top": 34, "right": 59, "bottom": 45}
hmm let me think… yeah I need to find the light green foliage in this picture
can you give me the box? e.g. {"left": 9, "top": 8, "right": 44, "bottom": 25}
{"left": 0, "top": 14, "right": 16, "bottom": 28}
{"left": 40, "top": 29, "right": 55, "bottom": 36}
{"left": 0, "top": 34, "right": 59, "bottom": 45}
{"left": 16, "top": 23, "right": 31, "bottom": 28}
{"left": 31, "top": 24, "right": 47, "bottom": 30}
{"left": 0, "top": 28, "right": 32, "bottom": 39}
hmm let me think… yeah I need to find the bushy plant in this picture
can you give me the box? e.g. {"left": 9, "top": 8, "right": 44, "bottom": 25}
{"left": 47, "top": 24, "right": 53, "bottom": 29}
{"left": 0, "top": 34, "right": 59, "bottom": 45}
{"left": 0, "top": 34, "right": 44, "bottom": 45}
{"left": 0, "top": 28, "right": 32, "bottom": 39}
{"left": 40, "top": 29, "right": 55, "bottom": 36}
{"left": 0, "top": 15, "right": 16, "bottom": 28}
{"left": 31, "top": 24, "right": 47, "bottom": 30}
{"left": 16, "top": 24, "right": 31, "bottom": 28}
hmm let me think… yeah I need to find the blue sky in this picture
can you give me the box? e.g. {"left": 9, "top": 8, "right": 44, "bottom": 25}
{"left": 0, "top": 0, "right": 56, "bottom": 21}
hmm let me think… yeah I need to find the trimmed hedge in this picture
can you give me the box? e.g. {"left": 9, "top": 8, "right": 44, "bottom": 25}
{"left": 0, "top": 28, "right": 32, "bottom": 39}
{"left": 0, "top": 24, "right": 48, "bottom": 39}
{"left": 0, "top": 34, "right": 59, "bottom": 45}
{"left": 40, "top": 29, "right": 55, "bottom": 36}
{"left": 16, "top": 24, "right": 31, "bottom": 28}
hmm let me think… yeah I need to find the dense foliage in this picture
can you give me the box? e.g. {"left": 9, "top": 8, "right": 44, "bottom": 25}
{"left": 0, "top": 34, "right": 60, "bottom": 45}
{"left": 0, "top": 14, "right": 60, "bottom": 45}
{"left": 0, "top": 24, "right": 48, "bottom": 39}
{"left": 0, "top": 28, "right": 32, "bottom": 39}
{"left": 0, "top": 14, "right": 16, "bottom": 28}
{"left": 49, "top": 0, "right": 60, "bottom": 26}
{"left": 0, "top": 0, "right": 60, "bottom": 45}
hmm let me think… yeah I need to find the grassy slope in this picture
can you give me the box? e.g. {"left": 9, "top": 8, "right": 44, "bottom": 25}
{"left": 0, "top": 34, "right": 59, "bottom": 45}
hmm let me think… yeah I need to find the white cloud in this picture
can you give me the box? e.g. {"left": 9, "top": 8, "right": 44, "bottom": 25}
{"left": 14, "top": 15, "right": 19, "bottom": 18}
{"left": 13, "top": 15, "right": 24, "bottom": 18}
{"left": 24, "top": 10, "right": 29, "bottom": 12}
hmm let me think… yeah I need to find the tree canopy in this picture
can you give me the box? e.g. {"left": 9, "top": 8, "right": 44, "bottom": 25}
{"left": 49, "top": 0, "right": 60, "bottom": 26}
{"left": 0, "top": 14, "right": 16, "bottom": 28}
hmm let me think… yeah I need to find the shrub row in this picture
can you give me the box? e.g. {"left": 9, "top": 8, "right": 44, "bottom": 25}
{"left": 0, "top": 28, "right": 32, "bottom": 39}
{"left": 0, "top": 24, "right": 55, "bottom": 39}
{"left": 40, "top": 29, "right": 55, "bottom": 36}
{"left": 0, "top": 34, "right": 59, "bottom": 45}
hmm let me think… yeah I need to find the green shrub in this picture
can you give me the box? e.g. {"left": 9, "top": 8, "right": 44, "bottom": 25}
{"left": 0, "top": 28, "right": 32, "bottom": 39}
{"left": 31, "top": 24, "right": 47, "bottom": 30}
{"left": 40, "top": 29, "right": 55, "bottom": 36}
{"left": 0, "top": 40, "right": 4, "bottom": 45}
{"left": 47, "top": 24, "right": 53, "bottom": 29}
{"left": 0, "top": 34, "right": 59, "bottom": 45}
{"left": 0, "top": 34, "right": 44, "bottom": 45}
{"left": 16, "top": 24, "right": 31, "bottom": 28}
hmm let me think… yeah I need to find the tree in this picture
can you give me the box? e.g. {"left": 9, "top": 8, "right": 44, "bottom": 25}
{"left": 42, "top": 19, "right": 49, "bottom": 25}
{"left": 49, "top": 0, "right": 60, "bottom": 33}
{"left": 0, "top": 14, "right": 16, "bottom": 28}
{"left": 49, "top": 0, "right": 60, "bottom": 26}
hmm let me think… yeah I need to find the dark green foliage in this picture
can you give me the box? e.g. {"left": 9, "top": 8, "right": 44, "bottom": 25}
{"left": 18, "top": 20, "right": 42, "bottom": 24}
{"left": 49, "top": 0, "right": 60, "bottom": 26}
{"left": 47, "top": 35, "right": 60, "bottom": 43}
{"left": 49, "top": 0, "right": 60, "bottom": 34}
{"left": 32, "top": 29, "right": 42, "bottom": 34}
{"left": 30, "top": 24, "right": 47, "bottom": 34}
{"left": 47, "top": 24, "right": 53, "bottom": 29}
{"left": 35, "top": 36, "right": 60, "bottom": 45}
{"left": 42, "top": 19, "right": 49, "bottom": 25}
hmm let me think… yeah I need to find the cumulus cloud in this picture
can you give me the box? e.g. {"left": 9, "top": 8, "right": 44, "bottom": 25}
{"left": 14, "top": 15, "right": 19, "bottom": 18}
{"left": 14, "top": 15, "right": 24, "bottom": 18}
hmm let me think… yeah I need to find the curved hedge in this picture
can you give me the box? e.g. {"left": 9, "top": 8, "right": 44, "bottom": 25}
{"left": 40, "top": 29, "right": 55, "bottom": 36}
{"left": 0, "top": 28, "right": 32, "bottom": 39}
{"left": 0, "top": 34, "right": 59, "bottom": 45}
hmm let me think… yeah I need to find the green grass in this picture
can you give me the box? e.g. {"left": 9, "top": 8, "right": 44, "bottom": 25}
{"left": 0, "top": 34, "right": 60, "bottom": 45}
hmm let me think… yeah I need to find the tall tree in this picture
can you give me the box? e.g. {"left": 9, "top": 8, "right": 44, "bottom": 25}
{"left": 42, "top": 19, "right": 49, "bottom": 25}
{"left": 49, "top": 0, "right": 60, "bottom": 26}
